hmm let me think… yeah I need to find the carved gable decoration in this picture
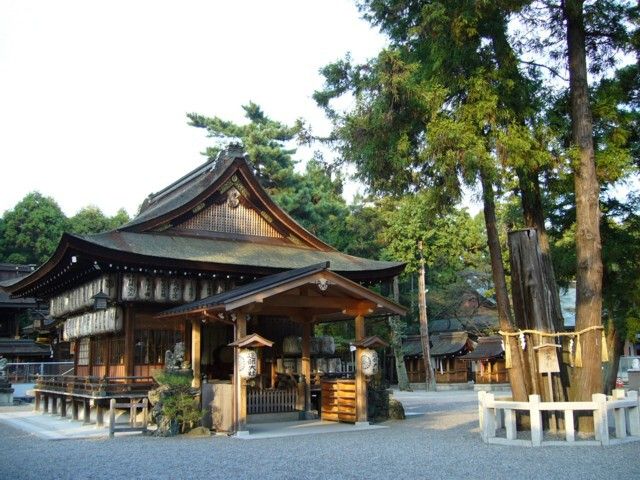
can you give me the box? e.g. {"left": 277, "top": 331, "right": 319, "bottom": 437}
{"left": 175, "top": 186, "right": 284, "bottom": 238}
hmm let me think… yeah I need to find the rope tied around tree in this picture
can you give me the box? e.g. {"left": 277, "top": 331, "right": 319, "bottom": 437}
{"left": 498, "top": 325, "right": 607, "bottom": 368}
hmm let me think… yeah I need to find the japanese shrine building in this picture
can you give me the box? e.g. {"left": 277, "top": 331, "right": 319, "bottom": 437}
{"left": 3, "top": 148, "right": 406, "bottom": 432}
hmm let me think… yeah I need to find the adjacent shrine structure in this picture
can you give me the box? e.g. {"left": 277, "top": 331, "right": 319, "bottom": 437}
{"left": 3, "top": 149, "right": 406, "bottom": 432}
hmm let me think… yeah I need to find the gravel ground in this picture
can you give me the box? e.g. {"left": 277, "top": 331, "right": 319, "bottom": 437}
{"left": 1, "top": 390, "right": 638, "bottom": 480}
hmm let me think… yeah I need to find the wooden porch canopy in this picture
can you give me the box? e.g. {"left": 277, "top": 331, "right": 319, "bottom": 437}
{"left": 157, "top": 261, "right": 406, "bottom": 321}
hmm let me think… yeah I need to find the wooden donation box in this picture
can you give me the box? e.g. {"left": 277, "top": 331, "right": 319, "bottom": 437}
{"left": 201, "top": 381, "right": 233, "bottom": 432}
{"left": 321, "top": 379, "right": 356, "bottom": 423}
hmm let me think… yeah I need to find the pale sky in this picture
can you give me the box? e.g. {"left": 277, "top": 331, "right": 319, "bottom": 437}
{"left": 0, "top": 1, "right": 388, "bottom": 217}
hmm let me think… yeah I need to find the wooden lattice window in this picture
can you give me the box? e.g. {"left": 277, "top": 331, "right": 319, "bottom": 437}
{"left": 134, "top": 329, "right": 183, "bottom": 365}
{"left": 110, "top": 337, "right": 125, "bottom": 365}
{"left": 77, "top": 338, "right": 90, "bottom": 366}
{"left": 91, "top": 337, "right": 108, "bottom": 365}
{"left": 176, "top": 195, "right": 284, "bottom": 238}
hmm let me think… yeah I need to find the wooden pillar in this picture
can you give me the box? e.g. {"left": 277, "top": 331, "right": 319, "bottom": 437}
{"left": 34, "top": 392, "right": 41, "bottom": 412}
{"left": 234, "top": 313, "right": 247, "bottom": 433}
{"left": 72, "top": 399, "right": 79, "bottom": 421}
{"left": 191, "top": 319, "right": 202, "bottom": 388}
{"left": 43, "top": 394, "right": 49, "bottom": 414}
{"left": 83, "top": 400, "right": 91, "bottom": 425}
{"left": 123, "top": 306, "right": 135, "bottom": 377}
{"left": 60, "top": 396, "right": 67, "bottom": 418}
{"left": 51, "top": 395, "right": 59, "bottom": 415}
{"left": 355, "top": 314, "right": 367, "bottom": 424}
{"left": 301, "top": 320, "right": 312, "bottom": 414}
{"left": 96, "top": 403, "right": 104, "bottom": 427}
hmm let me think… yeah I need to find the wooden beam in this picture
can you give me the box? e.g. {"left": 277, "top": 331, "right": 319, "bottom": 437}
{"left": 263, "top": 295, "right": 376, "bottom": 310}
{"left": 355, "top": 314, "right": 368, "bottom": 424}
{"left": 234, "top": 313, "right": 247, "bottom": 433}
{"left": 123, "top": 306, "right": 134, "bottom": 377}
{"left": 191, "top": 319, "right": 201, "bottom": 388}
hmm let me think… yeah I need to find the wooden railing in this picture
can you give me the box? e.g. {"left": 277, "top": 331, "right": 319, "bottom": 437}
{"left": 35, "top": 375, "right": 156, "bottom": 398}
{"left": 474, "top": 371, "right": 509, "bottom": 384}
{"left": 247, "top": 387, "right": 297, "bottom": 414}
{"left": 479, "top": 389, "right": 640, "bottom": 447}
{"left": 435, "top": 369, "right": 468, "bottom": 383}
{"left": 109, "top": 398, "right": 148, "bottom": 437}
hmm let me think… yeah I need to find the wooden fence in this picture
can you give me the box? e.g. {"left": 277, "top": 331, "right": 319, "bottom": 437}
{"left": 109, "top": 398, "right": 148, "bottom": 437}
{"left": 479, "top": 389, "right": 640, "bottom": 447}
{"left": 247, "top": 388, "right": 297, "bottom": 414}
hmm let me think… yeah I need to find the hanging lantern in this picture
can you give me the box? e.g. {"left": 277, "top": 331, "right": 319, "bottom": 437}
{"left": 122, "top": 273, "right": 137, "bottom": 300}
{"left": 238, "top": 349, "right": 258, "bottom": 379}
{"left": 138, "top": 276, "right": 153, "bottom": 301}
{"left": 183, "top": 279, "right": 197, "bottom": 302}
{"left": 361, "top": 348, "right": 379, "bottom": 377}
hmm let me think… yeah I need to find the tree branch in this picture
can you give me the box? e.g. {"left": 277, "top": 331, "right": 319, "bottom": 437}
{"left": 520, "top": 60, "right": 568, "bottom": 81}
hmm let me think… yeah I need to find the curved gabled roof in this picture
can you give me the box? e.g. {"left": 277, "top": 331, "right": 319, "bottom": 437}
{"left": 121, "top": 150, "right": 336, "bottom": 251}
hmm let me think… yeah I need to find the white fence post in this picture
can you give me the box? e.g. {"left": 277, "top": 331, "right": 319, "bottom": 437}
{"left": 613, "top": 389, "right": 627, "bottom": 439}
{"left": 505, "top": 408, "right": 517, "bottom": 440}
{"left": 593, "top": 393, "right": 610, "bottom": 446}
{"left": 628, "top": 390, "right": 640, "bottom": 437}
{"left": 564, "top": 409, "right": 575, "bottom": 442}
{"left": 529, "top": 395, "right": 542, "bottom": 446}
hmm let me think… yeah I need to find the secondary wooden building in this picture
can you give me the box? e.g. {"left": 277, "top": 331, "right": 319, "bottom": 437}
{"left": 402, "top": 332, "right": 474, "bottom": 384}
{"left": 459, "top": 336, "right": 508, "bottom": 385}
{"left": 2, "top": 148, "right": 405, "bottom": 431}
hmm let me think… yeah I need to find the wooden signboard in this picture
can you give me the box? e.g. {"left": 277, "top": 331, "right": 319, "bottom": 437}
{"left": 535, "top": 344, "right": 560, "bottom": 374}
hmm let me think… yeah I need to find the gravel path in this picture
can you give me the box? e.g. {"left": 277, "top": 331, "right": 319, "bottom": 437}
{"left": 1, "top": 391, "right": 638, "bottom": 480}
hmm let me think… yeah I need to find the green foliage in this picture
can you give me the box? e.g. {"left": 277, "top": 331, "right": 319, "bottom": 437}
{"left": 381, "top": 192, "right": 487, "bottom": 279}
{"left": 0, "top": 192, "right": 131, "bottom": 266}
{"left": 161, "top": 393, "right": 203, "bottom": 433}
{"left": 0, "top": 192, "right": 67, "bottom": 264}
{"left": 152, "top": 370, "right": 202, "bottom": 433}
{"left": 152, "top": 371, "right": 193, "bottom": 391}
{"left": 188, "top": 102, "right": 301, "bottom": 193}
{"left": 69, "top": 206, "right": 131, "bottom": 235}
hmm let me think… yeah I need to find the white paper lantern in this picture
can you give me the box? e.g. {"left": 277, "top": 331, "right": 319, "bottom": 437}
{"left": 199, "top": 280, "right": 214, "bottom": 299}
{"left": 183, "top": 279, "right": 197, "bottom": 302}
{"left": 154, "top": 277, "right": 169, "bottom": 302}
{"left": 283, "top": 336, "right": 301, "bottom": 355}
{"left": 122, "top": 273, "right": 138, "bottom": 300}
{"left": 169, "top": 278, "right": 183, "bottom": 302}
{"left": 238, "top": 349, "right": 258, "bottom": 379}
{"left": 361, "top": 349, "right": 379, "bottom": 377}
{"left": 138, "top": 276, "right": 153, "bottom": 301}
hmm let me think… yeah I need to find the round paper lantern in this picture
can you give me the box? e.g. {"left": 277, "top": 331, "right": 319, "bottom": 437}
{"left": 238, "top": 349, "right": 258, "bottom": 379}
{"left": 361, "top": 349, "right": 379, "bottom": 377}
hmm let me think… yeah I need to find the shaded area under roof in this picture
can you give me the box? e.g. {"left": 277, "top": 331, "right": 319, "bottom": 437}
{"left": 460, "top": 336, "right": 504, "bottom": 361}
{"left": 159, "top": 262, "right": 330, "bottom": 317}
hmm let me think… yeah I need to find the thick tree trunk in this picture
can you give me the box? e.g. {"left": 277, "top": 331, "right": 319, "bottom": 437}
{"left": 564, "top": 0, "right": 604, "bottom": 407}
{"left": 390, "top": 276, "right": 412, "bottom": 391}
{"left": 603, "top": 315, "right": 624, "bottom": 395}
{"left": 517, "top": 168, "right": 565, "bottom": 332}
{"left": 480, "top": 170, "right": 529, "bottom": 401}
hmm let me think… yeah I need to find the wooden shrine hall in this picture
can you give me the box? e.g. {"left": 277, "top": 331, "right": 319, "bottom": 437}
{"left": 2, "top": 147, "right": 406, "bottom": 433}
